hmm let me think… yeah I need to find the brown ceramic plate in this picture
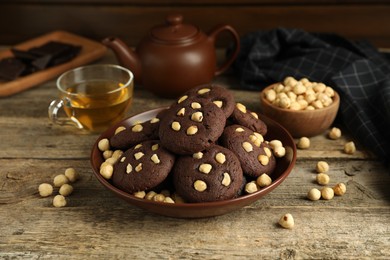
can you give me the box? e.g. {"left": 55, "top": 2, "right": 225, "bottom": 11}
{"left": 0, "top": 30, "right": 107, "bottom": 97}
{"left": 90, "top": 107, "right": 297, "bottom": 218}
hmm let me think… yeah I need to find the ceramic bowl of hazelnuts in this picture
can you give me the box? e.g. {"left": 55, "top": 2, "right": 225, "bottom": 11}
{"left": 260, "top": 77, "right": 340, "bottom": 138}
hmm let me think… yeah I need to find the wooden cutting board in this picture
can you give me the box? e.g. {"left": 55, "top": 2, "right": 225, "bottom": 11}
{"left": 0, "top": 30, "right": 107, "bottom": 97}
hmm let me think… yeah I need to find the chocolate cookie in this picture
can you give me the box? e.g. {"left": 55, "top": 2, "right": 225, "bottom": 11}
{"left": 220, "top": 124, "right": 276, "bottom": 178}
{"left": 229, "top": 103, "right": 267, "bottom": 135}
{"left": 183, "top": 84, "right": 236, "bottom": 118}
{"left": 172, "top": 144, "right": 243, "bottom": 202}
{"left": 110, "top": 113, "right": 164, "bottom": 151}
{"left": 112, "top": 140, "right": 175, "bottom": 193}
{"left": 158, "top": 98, "right": 226, "bottom": 155}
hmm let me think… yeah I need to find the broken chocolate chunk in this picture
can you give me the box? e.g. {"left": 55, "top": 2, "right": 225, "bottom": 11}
{"left": 11, "top": 48, "right": 40, "bottom": 62}
{"left": 0, "top": 58, "right": 26, "bottom": 81}
{"left": 32, "top": 54, "right": 52, "bottom": 70}
{"left": 0, "top": 40, "right": 81, "bottom": 82}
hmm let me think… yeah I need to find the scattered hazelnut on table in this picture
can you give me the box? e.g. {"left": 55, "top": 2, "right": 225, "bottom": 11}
{"left": 316, "top": 173, "right": 330, "bottom": 185}
{"left": 59, "top": 184, "right": 74, "bottom": 197}
{"left": 279, "top": 213, "right": 295, "bottom": 229}
{"left": 53, "top": 195, "right": 67, "bottom": 207}
{"left": 297, "top": 137, "right": 310, "bottom": 149}
{"left": 307, "top": 188, "right": 321, "bottom": 201}
{"left": 64, "top": 168, "right": 79, "bottom": 183}
{"left": 316, "top": 161, "right": 329, "bottom": 173}
{"left": 321, "top": 187, "right": 334, "bottom": 200}
{"left": 333, "top": 183, "right": 347, "bottom": 196}
{"left": 328, "top": 127, "right": 342, "bottom": 140}
{"left": 53, "top": 174, "right": 69, "bottom": 187}
{"left": 344, "top": 141, "right": 356, "bottom": 154}
{"left": 38, "top": 183, "right": 53, "bottom": 197}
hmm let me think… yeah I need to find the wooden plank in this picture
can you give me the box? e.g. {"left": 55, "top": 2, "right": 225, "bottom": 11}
{"left": 3, "top": 0, "right": 390, "bottom": 5}
{"left": 0, "top": 4, "right": 389, "bottom": 47}
{"left": 0, "top": 158, "right": 389, "bottom": 259}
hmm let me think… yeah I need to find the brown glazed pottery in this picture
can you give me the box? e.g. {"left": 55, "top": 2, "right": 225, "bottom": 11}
{"left": 260, "top": 83, "right": 340, "bottom": 138}
{"left": 90, "top": 107, "right": 296, "bottom": 218}
{"left": 102, "top": 14, "right": 240, "bottom": 98}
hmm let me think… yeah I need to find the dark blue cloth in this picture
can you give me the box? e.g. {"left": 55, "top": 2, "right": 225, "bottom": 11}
{"left": 231, "top": 28, "right": 390, "bottom": 164}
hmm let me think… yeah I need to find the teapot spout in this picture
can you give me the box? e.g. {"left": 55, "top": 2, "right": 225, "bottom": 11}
{"left": 102, "top": 37, "right": 142, "bottom": 82}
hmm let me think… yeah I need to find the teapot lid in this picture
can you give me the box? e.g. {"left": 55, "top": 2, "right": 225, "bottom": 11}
{"left": 150, "top": 14, "right": 200, "bottom": 44}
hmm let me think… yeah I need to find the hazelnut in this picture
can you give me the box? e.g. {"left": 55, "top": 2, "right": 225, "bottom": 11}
{"left": 328, "top": 127, "right": 342, "bottom": 140}
{"left": 171, "top": 121, "right": 181, "bottom": 131}
{"left": 59, "top": 184, "right": 73, "bottom": 197}
{"left": 256, "top": 173, "right": 272, "bottom": 187}
{"left": 245, "top": 181, "right": 258, "bottom": 194}
{"left": 135, "top": 163, "right": 143, "bottom": 172}
{"left": 177, "top": 95, "right": 188, "bottom": 103}
{"left": 279, "top": 213, "right": 294, "bottom": 229}
{"left": 213, "top": 100, "right": 223, "bottom": 108}
{"left": 145, "top": 191, "right": 157, "bottom": 200}
{"left": 100, "top": 162, "right": 114, "bottom": 179}
{"left": 236, "top": 103, "right": 247, "bottom": 113}
{"left": 98, "top": 138, "right": 110, "bottom": 152}
{"left": 199, "top": 163, "right": 212, "bottom": 174}
{"left": 114, "top": 126, "right": 126, "bottom": 135}
{"left": 38, "top": 183, "right": 53, "bottom": 197}
{"left": 316, "top": 161, "right": 329, "bottom": 173}
{"left": 177, "top": 107, "right": 185, "bottom": 116}
{"left": 258, "top": 154, "right": 269, "bottom": 166}
{"left": 215, "top": 152, "right": 226, "bottom": 164}
{"left": 316, "top": 173, "right": 330, "bottom": 185}
{"left": 273, "top": 146, "right": 286, "bottom": 158}
{"left": 64, "top": 168, "right": 78, "bottom": 183}
{"left": 297, "top": 137, "right": 310, "bottom": 149}
{"left": 333, "top": 183, "right": 347, "bottom": 196}
{"left": 153, "top": 194, "right": 166, "bottom": 202}
{"left": 321, "top": 187, "right": 334, "bottom": 200}
{"left": 242, "top": 142, "right": 253, "bottom": 152}
{"left": 221, "top": 172, "right": 231, "bottom": 186}
{"left": 307, "top": 188, "right": 321, "bottom": 201}
{"left": 163, "top": 197, "right": 175, "bottom": 204}
{"left": 194, "top": 180, "right": 207, "bottom": 192}
{"left": 134, "top": 152, "right": 144, "bottom": 160}
{"left": 150, "top": 154, "right": 160, "bottom": 164}
{"left": 197, "top": 88, "right": 210, "bottom": 95}
{"left": 186, "top": 126, "right": 198, "bottom": 135}
{"left": 53, "top": 195, "right": 67, "bottom": 208}
{"left": 133, "top": 191, "right": 146, "bottom": 199}
{"left": 131, "top": 124, "right": 143, "bottom": 132}
{"left": 150, "top": 117, "right": 160, "bottom": 124}
{"left": 344, "top": 141, "right": 356, "bottom": 154}
{"left": 53, "top": 174, "right": 69, "bottom": 187}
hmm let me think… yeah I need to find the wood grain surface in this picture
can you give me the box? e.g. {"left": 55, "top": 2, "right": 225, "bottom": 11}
{"left": 0, "top": 52, "right": 389, "bottom": 259}
{"left": 0, "top": 1, "right": 389, "bottom": 48}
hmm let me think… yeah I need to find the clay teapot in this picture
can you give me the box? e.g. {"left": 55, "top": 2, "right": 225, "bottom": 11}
{"left": 102, "top": 14, "right": 240, "bottom": 98}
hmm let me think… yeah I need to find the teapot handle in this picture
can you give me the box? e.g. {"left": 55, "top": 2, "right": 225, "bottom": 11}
{"left": 208, "top": 24, "right": 240, "bottom": 76}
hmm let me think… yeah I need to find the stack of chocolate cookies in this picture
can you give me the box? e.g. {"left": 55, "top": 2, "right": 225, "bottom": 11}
{"left": 105, "top": 85, "right": 283, "bottom": 203}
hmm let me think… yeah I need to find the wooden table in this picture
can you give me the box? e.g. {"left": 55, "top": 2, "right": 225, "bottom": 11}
{"left": 1, "top": 52, "right": 389, "bottom": 259}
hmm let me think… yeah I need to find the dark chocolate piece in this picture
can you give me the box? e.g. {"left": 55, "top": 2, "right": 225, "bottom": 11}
{"left": 0, "top": 58, "right": 26, "bottom": 80}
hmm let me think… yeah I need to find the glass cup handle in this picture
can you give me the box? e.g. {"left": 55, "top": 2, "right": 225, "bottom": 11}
{"left": 48, "top": 99, "right": 83, "bottom": 129}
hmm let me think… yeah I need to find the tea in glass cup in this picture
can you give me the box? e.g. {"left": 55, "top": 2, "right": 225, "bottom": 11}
{"left": 48, "top": 64, "right": 134, "bottom": 132}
